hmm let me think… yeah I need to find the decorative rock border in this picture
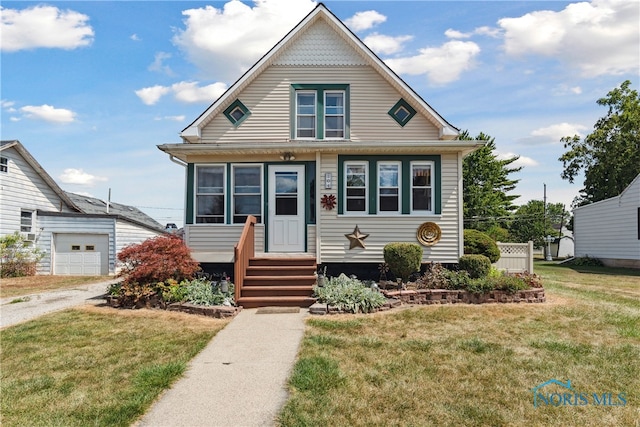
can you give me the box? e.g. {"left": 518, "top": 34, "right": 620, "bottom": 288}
{"left": 382, "top": 288, "right": 545, "bottom": 305}
{"left": 104, "top": 296, "right": 242, "bottom": 319}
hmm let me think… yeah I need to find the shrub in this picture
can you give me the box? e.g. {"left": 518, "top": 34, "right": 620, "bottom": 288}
{"left": 117, "top": 235, "right": 200, "bottom": 286}
{"left": 511, "top": 272, "right": 542, "bottom": 288}
{"left": 487, "top": 274, "right": 530, "bottom": 293}
{"left": 0, "top": 232, "right": 44, "bottom": 277}
{"left": 383, "top": 242, "right": 423, "bottom": 282}
{"left": 444, "top": 270, "right": 472, "bottom": 290}
{"left": 485, "top": 225, "right": 510, "bottom": 243}
{"left": 463, "top": 229, "right": 500, "bottom": 263}
{"left": 184, "top": 278, "right": 234, "bottom": 306}
{"left": 466, "top": 278, "right": 496, "bottom": 294}
{"left": 313, "top": 274, "right": 386, "bottom": 314}
{"left": 568, "top": 256, "right": 604, "bottom": 267}
{"left": 416, "top": 262, "right": 449, "bottom": 289}
{"left": 459, "top": 254, "right": 491, "bottom": 279}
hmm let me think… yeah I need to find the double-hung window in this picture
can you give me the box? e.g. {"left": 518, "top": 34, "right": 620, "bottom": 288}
{"left": 20, "top": 210, "right": 33, "bottom": 232}
{"left": 324, "top": 91, "right": 344, "bottom": 139}
{"left": 378, "top": 162, "right": 401, "bottom": 213}
{"left": 1, "top": 157, "right": 7, "bottom": 173}
{"left": 345, "top": 162, "right": 367, "bottom": 214}
{"left": 296, "top": 91, "right": 316, "bottom": 139}
{"left": 196, "top": 165, "right": 225, "bottom": 224}
{"left": 411, "top": 162, "right": 433, "bottom": 213}
{"left": 232, "top": 165, "right": 262, "bottom": 224}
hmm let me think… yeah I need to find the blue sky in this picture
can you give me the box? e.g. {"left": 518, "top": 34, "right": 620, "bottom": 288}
{"left": 2, "top": 0, "right": 638, "bottom": 227}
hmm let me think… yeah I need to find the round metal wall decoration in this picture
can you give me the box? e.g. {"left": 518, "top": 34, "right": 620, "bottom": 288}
{"left": 417, "top": 222, "right": 441, "bottom": 246}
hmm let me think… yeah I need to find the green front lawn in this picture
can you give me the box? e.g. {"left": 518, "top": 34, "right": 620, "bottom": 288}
{"left": 279, "top": 262, "right": 640, "bottom": 426}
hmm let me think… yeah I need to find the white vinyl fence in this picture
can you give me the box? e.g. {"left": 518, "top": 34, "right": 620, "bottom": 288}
{"left": 494, "top": 242, "right": 534, "bottom": 273}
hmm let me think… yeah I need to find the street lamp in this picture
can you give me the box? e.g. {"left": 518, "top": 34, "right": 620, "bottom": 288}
{"left": 543, "top": 235, "right": 554, "bottom": 261}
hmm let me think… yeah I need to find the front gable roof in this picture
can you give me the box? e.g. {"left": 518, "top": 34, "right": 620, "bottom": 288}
{"left": 180, "top": 3, "right": 459, "bottom": 143}
{"left": 0, "top": 140, "right": 81, "bottom": 212}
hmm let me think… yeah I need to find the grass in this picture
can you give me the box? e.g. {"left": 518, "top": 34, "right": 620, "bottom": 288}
{"left": 0, "top": 305, "right": 228, "bottom": 427}
{"left": 279, "top": 261, "right": 640, "bottom": 427}
{"left": 0, "top": 275, "right": 112, "bottom": 299}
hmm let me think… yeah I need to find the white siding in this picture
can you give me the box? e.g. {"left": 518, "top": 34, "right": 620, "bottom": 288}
{"left": 574, "top": 176, "right": 640, "bottom": 263}
{"left": 186, "top": 224, "right": 266, "bottom": 261}
{"left": 318, "top": 153, "right": 461, "bottom": 263}
{"left": 200, "top": 65, "right": 440, "bottom": 144}
{"left": 36, "top": 215, "right": 116, "bottom": 275}
{"left": 0, "top": 147, "right": 73, "bottom": 236}
{"left": 115, "top": 220, "right": 162, "bottom": 253}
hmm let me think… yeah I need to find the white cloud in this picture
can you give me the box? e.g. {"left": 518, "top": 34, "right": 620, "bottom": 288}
{"left": 155, "top": 115, "right": 186, "bottom": 122}
{"left": 20, "top": 104, "right": 76, "bottom": 123}
{"left": 344, "top": 10, "right": 386, "bottom": 32}
{"left": 444, "top": 29, "right": 471, "bottom": 39}
{"left": 553, "top": 84, "right": 583, "bottom": 96}
{"left": 130, "top": 33, "right": 141, "bottom": 41}
{"left": 149, "top": 52, "right": 174, "bottom": 75}
{"left": 173, "top": 0, "right": 316, "bottom": 81}
{"left": 363, "top": 33, "right": 412, "bottom": 55}
{"left": 497, "top": 151, "right": 538, "bottom": 167}
{"left": 384, "top": 40, "right": 480, "bottom": 85}
{"left": 59, "top": 168, "right": 107, "bottom": 186}
{"left": 10, "top": 117, "right": 20, "bottom": 122}
{"left": 498, "top": 0, "right": 639, "bottom": 77}
{"left": 135, "top": 81, "right": 228, "bottom": 105}
{"left": 1, "top": 99, "right": 15, "bottom": 109}
{"left": 531, "top": 123, "right": 588, "bottom": 141}
{"left": 0, "top": 5, "right": 94, "bottom": 52}
{"left": 135, "top": 85, "right": 171, "bottom": 106}
{"left": 474, "top": 26, "right": 501, "bottom": 38}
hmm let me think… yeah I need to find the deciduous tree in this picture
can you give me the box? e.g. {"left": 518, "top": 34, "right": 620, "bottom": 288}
{"left": 559, "top": 80, "right": 640, "bottom": 206}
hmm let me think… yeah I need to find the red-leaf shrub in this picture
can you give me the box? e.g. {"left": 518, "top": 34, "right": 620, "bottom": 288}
{"left": 117, "top": 235, "right": 200, "bottom": 286}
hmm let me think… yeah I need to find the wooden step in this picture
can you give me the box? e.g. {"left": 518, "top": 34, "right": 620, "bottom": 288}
{"left": 249, "top": 257, "right": 317, "bottom": 267}
{"left": 243, "top": 275, "right": 317, "bottom": 287}
{"left": 246, "top": 265, "right": 316, "bottom": 276}
{"left": 236, "top": 296, "right": 317, "bottom": 309}
{"left": 242, "top": 285, "right": 313, "bottom": 297}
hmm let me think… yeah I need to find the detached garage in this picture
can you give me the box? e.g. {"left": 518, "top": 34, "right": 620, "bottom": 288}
{"left": 53, "top": 234, "right": 109, "bottom": 275}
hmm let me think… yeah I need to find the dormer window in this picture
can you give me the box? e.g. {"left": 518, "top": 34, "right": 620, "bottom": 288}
{"left": 223, "top": 99, "right": 251, "bottom": 127}
{"left": 292, "top": 84, "right": 349, "bottom": 140}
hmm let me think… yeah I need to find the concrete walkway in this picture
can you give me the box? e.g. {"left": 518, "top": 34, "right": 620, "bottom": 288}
{"left": 137, "top": 307, "right": 308, "bottom": 427}
{"left": 0, "top": 280, "right": 112, "bottom": 329}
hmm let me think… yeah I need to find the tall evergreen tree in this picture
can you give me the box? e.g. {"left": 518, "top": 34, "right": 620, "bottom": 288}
{"left": 559, "top": 80, "right": 640, "bottom": 206}
{"left": 461, "top": 131, "right": 522, "bottom": 230}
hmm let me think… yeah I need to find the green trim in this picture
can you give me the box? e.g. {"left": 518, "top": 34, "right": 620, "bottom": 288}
{"left": 186, "top": 163, "right": 195, "bottom": 224}
{"left": 225, "top": 164, "right": 232, "bottom": 224}
{"left": 290, "top": 84, "right": 350, "bottom": 140}
{"left": 338, "top": 155, "right": 441, "bottom": 215}
{"left": 223, "top": 99, "right": 251, "bottom": 127}
{"left": 388, "top": 98, "right": 417, "bottom": 127}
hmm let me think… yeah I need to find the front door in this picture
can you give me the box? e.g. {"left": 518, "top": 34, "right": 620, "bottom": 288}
{"left": 268, "top": 165, "right": 305, "bottom": 252}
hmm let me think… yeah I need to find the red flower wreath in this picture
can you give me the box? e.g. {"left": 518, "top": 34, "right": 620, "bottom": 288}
{"left": 321, "top": 194, "right": 337, "bottom": 210}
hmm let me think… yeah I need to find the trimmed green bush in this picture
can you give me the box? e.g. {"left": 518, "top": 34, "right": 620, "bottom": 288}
{"left": 383, "top": 242, "right": 423, "bottom": 282}
{"left": 459, "top": 254, "right": 491, "bottom": 279}
{"left": 464, "top": 229, "right": 500, "bottom": 263}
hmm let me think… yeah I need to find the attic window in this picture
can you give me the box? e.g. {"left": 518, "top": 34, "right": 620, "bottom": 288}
{"left": 1, "top": 157, "right": 7, "bottom": 172}
{"left": 223, "top": 99, "right": 251, "bottom": 127}
{"left": 388, "top": 99, "right": 416, "bottom": 127}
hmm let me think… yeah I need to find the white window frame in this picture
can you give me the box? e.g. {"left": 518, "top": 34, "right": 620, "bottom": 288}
{"left": 195, "top": 164, "right": 226, "bottom": 224}
{"left": 20, "top": 210, "right": 33, "bottom": 232}
{"left": 324, "top": 90, "right": 345, "bottom": 139}
{"left": 295, "top": 91, "right": 317, "bottom": 139}
{"left": 231, "top": 164, "right": 263, "bottom": 224}
{"left": 0, "top": 156, "right": 7, "bottom": 173}
{"left": 377, "top": 161, "right": 401, "bottom": 214}
{"left": 410, "top": 161, "right": 434, "bottom": 215}
{"left": 344, "top": 161, "right": 368, "bottom": 215}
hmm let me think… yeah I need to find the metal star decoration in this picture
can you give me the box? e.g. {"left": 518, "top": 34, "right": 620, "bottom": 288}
{"left": 345, "top": 225, "right": 369, "bottom": 249}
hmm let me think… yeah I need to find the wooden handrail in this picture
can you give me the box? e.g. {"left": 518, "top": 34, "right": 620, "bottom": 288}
{"left": 234, "top": 215, "right": 256, "bottom": 304}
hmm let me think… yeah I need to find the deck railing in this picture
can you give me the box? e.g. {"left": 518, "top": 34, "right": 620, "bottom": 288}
{"left": 234, "top": 215, "right": 256, "bottom": 303}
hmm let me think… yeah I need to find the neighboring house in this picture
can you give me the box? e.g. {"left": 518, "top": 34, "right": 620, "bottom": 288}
{"left": 0, "top": 140, "right": 164, "bottom": 275}
{"left": 157, "top": 5, "right": 482, "bottom": 305}
{"left": 573, "top": 174, "right": 640, "bottom": 269}
{"left": 550, "top": 224, "right": 574, "bottom": 259}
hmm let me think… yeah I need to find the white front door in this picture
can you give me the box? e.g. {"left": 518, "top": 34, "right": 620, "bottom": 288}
{"left": 268, "top": 165, "right": 305, "bottom": 252}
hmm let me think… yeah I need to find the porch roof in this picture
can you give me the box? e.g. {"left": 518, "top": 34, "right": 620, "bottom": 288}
{"left": 158, "top": 140, "right": 484, "bottom": 162}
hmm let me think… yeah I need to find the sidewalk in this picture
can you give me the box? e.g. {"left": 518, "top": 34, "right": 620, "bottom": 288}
{"left": 137, "top": 307, "right": 308, "bottom": 427}
{"left": 0, "top": 280, "right": 111, "bottom": 328}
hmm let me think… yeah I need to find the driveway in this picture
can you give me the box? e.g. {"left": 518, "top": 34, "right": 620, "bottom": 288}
{"left": 0, "top": 280, "right": 112, "bottom": 328}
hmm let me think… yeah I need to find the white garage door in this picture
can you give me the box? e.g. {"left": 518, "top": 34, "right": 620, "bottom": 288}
{"left": 54, "top": 234, "right": 109, "bottom": 275}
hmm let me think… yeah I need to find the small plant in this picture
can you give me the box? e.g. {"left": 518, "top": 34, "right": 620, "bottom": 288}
{"left": 466, "top": 278, "right": 496, "bottom": 294}
{"left": 383, "top": 242, "right": 423, "bottom": 282}
{"left": 0, "top": 232, "right": 44, "bottom": 278}
{"left": 107, "top": 282, "right": 122, "bottom": 296}
{"left": 157, "top": 279, "right": 189, "bottom": 303}
{"left": 568, "top": 256, "right": 604, "bottom": 267}
{"left": 313, "top": 274, "right": 386, "bottom": 314}
{"left": 463, "top": 229, "right": 500, "bottom": 263}
{"left": 490, "top": 274, "right": 530, "bottom": 293}
{"left": 118, "top": 282, "right": 158, "bottom": 308}
{"left": 416, "top": 262, "right": 449, "bottom": 289}
{"left": 444, "top": 270, "right": 471, "bottom": 290}
{"left": 459, "top": 254, "right": 491, "bottom": 279}
{"left": 184, "top": 278, "right": 234, "bottom": 306}
{"left": 511, "top": 272, "right": 542, "bottom": 288}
